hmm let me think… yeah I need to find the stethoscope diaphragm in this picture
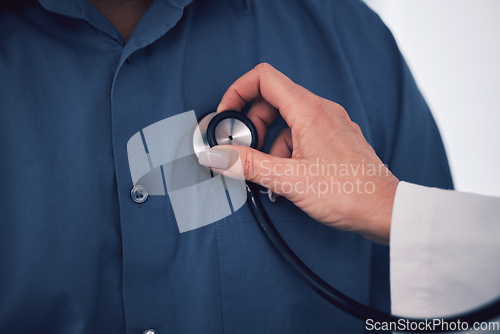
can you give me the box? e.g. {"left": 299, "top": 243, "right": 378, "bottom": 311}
{"left": 194, "top": 110, "right": 258, "bottom": 157}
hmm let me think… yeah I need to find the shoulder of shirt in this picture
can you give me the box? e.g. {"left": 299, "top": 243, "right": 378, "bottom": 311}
{"left": 254, "top": 0, "right": 389, "bottom": 33}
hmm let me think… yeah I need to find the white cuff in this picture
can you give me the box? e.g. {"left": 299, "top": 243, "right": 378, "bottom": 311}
{"left": 390, "top": 182, "right": 500, "bottom": 318}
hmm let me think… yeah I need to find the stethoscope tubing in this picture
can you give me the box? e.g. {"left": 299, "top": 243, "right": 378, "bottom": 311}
{"left": 245, "top": 182, "right": 500, "bottom": 332}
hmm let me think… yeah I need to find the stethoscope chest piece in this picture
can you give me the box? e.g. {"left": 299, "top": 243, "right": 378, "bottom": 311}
{"left": 194, "top": 110, "right": 258, "bottom": 157}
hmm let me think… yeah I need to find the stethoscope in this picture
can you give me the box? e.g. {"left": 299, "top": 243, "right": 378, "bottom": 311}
{"left": 194, "top": 110, "right": 500, "bottom": 333}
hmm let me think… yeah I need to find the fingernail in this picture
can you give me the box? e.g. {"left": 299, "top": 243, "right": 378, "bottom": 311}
{"left": 198, "top": 147, "right": 239, "bottom": 170}
{"left": 267, "top": 188, "right": 277, "bottom": 203}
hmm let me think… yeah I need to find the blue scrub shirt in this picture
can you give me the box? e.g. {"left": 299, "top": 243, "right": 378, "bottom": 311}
{"left": 0, "top": 0, "right": 453, "bottom": 333}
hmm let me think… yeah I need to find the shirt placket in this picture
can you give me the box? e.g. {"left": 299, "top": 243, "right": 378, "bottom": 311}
{"left": 109, "top": 1, "right": 195, "bottom": 333}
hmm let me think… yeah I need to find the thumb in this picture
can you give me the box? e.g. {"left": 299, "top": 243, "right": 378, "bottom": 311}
{"left": 198, "top": 145, "right": 293, "bottom": 192}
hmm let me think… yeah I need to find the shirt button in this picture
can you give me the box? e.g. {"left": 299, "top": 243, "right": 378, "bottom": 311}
{"left": 142, "top": 330, "right": 156, "bottom": 334}
{"left": 130, "top": 185, "right": 148, "bottom": 204}
{"left": 126, "top": 55, "right": 134, "bottom": 64}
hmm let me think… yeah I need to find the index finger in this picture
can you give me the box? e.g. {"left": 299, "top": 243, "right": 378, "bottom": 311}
{"left": 217, "top": 63, "right": 310, "bottom": 128}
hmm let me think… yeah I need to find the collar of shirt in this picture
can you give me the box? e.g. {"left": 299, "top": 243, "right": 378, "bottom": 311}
{"left": 37, "top": 0, "right": 194, "bottom": 63}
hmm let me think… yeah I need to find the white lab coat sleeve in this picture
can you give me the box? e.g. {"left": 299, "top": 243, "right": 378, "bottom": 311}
{"left": 390, "top": 181, "right": 500, "bottom": 319}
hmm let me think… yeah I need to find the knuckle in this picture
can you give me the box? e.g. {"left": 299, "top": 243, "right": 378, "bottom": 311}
{"left": 241, "top": 149, "right": 258, "bottom": 180}
{"left": 351, "top": 121, "right": 361, "bottom": 130}
{"left": 350, "top": 121, "right": 364, "bottom": 135}
{"left": 255, "top": 62, "right": 273, "bottom": 73}
{"left": 333, "top": 103, "right": 351, "bottom": 121}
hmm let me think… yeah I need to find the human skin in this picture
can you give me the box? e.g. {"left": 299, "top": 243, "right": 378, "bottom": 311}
{"left": 199, "top": 63, "right": 400, "bottom": 245}
{"left": 88, "top": 0, "right": 153, "bottom": 41}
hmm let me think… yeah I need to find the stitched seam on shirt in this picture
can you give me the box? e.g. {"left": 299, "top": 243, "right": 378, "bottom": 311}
{"left": 105, "top": 40, "right": 129, "bottom": 333}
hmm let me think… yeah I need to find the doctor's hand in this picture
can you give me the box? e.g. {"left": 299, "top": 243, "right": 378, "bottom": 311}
{"left": 200, "top": 63, "right": 399, "bottom": 245}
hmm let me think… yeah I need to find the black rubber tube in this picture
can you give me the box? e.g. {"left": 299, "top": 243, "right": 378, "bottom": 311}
{"left": 246, "top": 182, "right": 500, "bottom": 333}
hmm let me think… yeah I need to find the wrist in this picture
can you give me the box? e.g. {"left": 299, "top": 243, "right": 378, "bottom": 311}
{"left": 359, "top": 176, "right": 399, "bottom": 245}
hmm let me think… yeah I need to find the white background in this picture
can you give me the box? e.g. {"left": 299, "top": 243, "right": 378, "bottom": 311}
{"left": 364, "top": 0, "right": 500, "bottom": 196}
